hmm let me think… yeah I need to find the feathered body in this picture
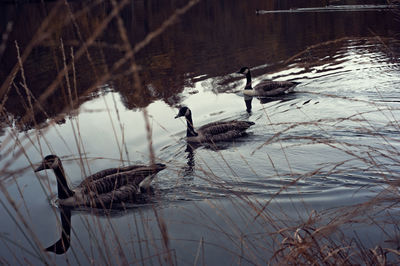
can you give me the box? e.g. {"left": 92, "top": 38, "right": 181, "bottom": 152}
{"left": 237, "top": 67, "right": 299, "bottom": 96}
{"left": 34, "top": 155, "right": 165, "bottom": 208}
{"left": 175, "top": 107, "right": 254, "bottom": 143}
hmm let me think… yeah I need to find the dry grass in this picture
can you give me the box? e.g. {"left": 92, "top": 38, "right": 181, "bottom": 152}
{"left": 0, "top": 0, "right": 400, "bottom": 265}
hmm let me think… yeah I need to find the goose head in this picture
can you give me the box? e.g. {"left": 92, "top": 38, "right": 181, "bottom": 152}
{"left": 175, "top": 106, "right": 198, "bottom": 137}
{"left": 35, "top": 154, "right": 75, "bottom": 200}
{"left": 35, "top": 155, "right": 61, "bottom": 172}
{"left": 174, "top": 106, "right": 191, "bottom": 119}
{"left": 237, "top": 67, "right": 253, "bottom": 89}
{"left": 237, "top": 67, "right": 250, "bottom": 75}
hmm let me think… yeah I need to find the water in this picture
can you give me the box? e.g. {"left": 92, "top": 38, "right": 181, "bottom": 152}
{"left": 0, "top": 0, "right": 400, "bottom": 264}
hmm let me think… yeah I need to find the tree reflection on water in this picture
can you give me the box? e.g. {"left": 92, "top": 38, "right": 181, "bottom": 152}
{"left": 0, "top": 0, "right": 394, "bottom": 132}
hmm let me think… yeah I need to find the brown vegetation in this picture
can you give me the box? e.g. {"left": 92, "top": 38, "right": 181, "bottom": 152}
{"left": 0, "top": 0, "right": 399, "bottom": 264}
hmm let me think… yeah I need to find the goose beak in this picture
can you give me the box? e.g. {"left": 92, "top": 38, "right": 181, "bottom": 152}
{"left": 174, "top": 114, "right": 180, "bottom": 119}
{"left": 34, "top": 163, "right": 45, "bottom": 172}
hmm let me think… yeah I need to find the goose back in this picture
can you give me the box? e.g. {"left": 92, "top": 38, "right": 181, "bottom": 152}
{"left": 253, "top": 80, "right": 299, "bottom": 96}
{"left": 256, "top": 80, "right": 297, "bottom": 91}
{"left": 202, "top": 129, "right": 247, "bottom": 143}
{"left": 80, "top": 164, "right": 165, "bottom": 195}
{"left": 80, "top": 165, "right": 156, "bottom": 186}
{"left": 200, "top": 121, "right": 254, "bottom": 142}
{"left": 199, "top": 121, "right": 254, "bottom": 135}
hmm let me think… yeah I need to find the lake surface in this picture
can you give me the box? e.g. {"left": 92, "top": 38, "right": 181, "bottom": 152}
{"left": 1, "top": 0, "right": 400, "bottom": 264}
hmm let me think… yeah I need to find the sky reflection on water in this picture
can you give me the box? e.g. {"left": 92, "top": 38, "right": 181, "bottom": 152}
{"left": 0, "top": 0, "right": 399, "bottom": 264}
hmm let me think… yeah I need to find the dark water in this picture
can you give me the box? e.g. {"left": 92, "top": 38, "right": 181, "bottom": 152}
{"left": 0, "top": 0, "right": 400, "bottom": 264}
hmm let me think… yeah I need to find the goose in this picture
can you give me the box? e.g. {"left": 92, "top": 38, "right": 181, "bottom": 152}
{"left": 174, "top": 106, "right": 254, "bottom": 143}
{"left": 34, "top": 155, "right": 166, "bottom": 208}
{"left": 237, "top": 67, "right": 299, "bottom": 97}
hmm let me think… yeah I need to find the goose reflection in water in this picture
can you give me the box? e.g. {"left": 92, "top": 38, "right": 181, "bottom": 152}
{"left": 183, "top": 144, "right": 196, "bottom": 176}
{"left": 46, "top": 207, "right": 72, "bottom": 254}
{"left": 182, "top": 142, "right": 230, "bottom": 178}
{"left": 45, "top": 193, "right": 155, "bottom": 255}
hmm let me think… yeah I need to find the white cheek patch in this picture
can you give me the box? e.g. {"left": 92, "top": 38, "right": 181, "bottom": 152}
{"left": 244, "top": 69, "right": 249, "bottom": 74}
{"left": 185, "top": 109, "right": 191, "bottom": 117}
{"left": 52, "top": 158, "right": 59, "bottom": 169}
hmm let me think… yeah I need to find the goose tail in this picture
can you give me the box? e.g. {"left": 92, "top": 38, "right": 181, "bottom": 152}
{"left": 246, "top": 121, "right": 255, "bottom": 126}
{"left": 138, "top": 163, "right": 166, "bottom": 189}
{"left": 153, "top": 163, "right": 166, "bottom": 171}
{"left": 291, "top": 81, "right": 300, "bottom": 87}
{"left": 237, "top": 121, "right": 255, "bottom": 130}
{"left": 138, "top": 174, "right": 157, "bottom": 189}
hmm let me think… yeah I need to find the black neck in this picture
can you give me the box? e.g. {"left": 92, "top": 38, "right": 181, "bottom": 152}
{"left": 53, "top": 165, "right": 75, "bottom": 199}
{"left": 45, "top": 208, "right": 71, "bottom": 254}
{"left": 185, "top": 115, "right": 198, "bottom": 137}
{"left": 245, "top": 72, "right": 252, "bottom": 89}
